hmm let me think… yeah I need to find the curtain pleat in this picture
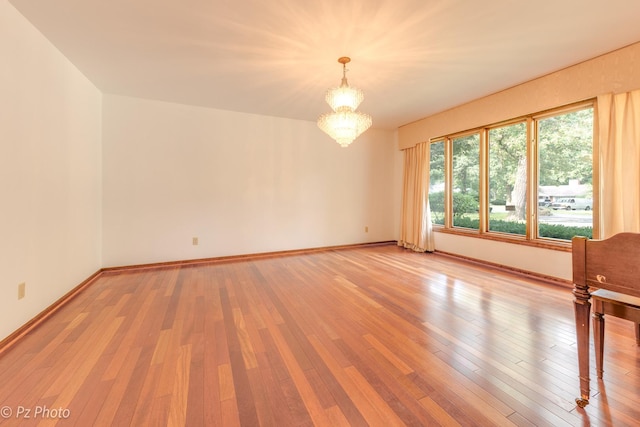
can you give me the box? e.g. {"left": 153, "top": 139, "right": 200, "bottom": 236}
{"left": 598, "top": 89, "right": 640, "bottom": 237}
{"left": 398, "top": 142, "right": 434, "bottom": 252}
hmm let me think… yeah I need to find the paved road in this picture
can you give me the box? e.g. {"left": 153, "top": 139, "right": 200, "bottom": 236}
{"left": 540, "top": 212, "right": 592, "bottom": 226}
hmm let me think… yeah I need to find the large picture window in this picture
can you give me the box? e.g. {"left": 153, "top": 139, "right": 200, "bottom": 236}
{"left": 452, "top": 133, "right": 480, "bottom": 230}
{"left": 430, "top": 102, "right": 595, "bottom": 245}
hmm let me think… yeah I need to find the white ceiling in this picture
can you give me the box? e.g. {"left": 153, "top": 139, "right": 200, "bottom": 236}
{"left": 9, "top": 0, "right": 640, "bottom": 130}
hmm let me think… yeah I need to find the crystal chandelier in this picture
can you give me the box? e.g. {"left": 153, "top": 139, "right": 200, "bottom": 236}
{"left": 317, "top": 57, "right": 372, "bottom": 147}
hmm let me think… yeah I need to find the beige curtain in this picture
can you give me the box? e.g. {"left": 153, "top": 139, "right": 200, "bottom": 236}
{"left": 399, "top": 141, "right": 435, "bottom": 252}
{"left": 598, "top": 89, "right": 640, "bottom": 238}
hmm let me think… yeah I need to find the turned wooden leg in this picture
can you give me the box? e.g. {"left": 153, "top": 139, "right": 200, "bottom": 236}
{"left": 593, "top": 300, "right": 605, "bottom": 379}
{"left": 574, "top": 293, "right": 591, "bottom": 407}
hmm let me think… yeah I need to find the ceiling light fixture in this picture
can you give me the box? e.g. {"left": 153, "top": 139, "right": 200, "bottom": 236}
{"left": 317, "top": 57, "right": 372, "bottom": 147}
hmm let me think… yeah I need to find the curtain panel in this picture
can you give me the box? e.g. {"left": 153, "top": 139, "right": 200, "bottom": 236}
{"left": 598, "top": 89, "right": 640, "bottom": 237}
{"left": 398, "top": 141, "right": 435, "bottom": 252}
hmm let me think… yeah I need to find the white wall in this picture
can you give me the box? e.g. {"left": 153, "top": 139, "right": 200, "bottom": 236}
{"left": 102, "top": 94, "right": 400, "bottom": 267}
{"left": 0, "top": 1, "right": 103, "bottom": 341}
{"left": 434, "top": 234, "right": 572, "bottom": 280}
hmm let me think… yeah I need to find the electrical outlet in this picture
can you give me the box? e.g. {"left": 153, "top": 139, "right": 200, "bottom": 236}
{"left": 192, "top": 237, "right": 199, "bottom": 245}
{"left": 18, "top": 282, "right": 26, "bottom": 300}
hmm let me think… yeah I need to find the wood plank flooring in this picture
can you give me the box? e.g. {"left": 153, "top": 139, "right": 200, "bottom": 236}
{"left": 0, "top": 244, "right": 639, "bottom": 426}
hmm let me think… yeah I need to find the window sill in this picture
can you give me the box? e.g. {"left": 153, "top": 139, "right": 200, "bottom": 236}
{"left": 433, "top": 227, "right": 572, "bottom": 252}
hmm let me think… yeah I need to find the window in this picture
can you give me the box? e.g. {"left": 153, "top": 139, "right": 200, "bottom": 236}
{"left": 536, "top": 107, "right": 594, "bottom": 240}
{"left": 488, "top": 122, "right": 527, "bottom": 236}
{"left": 430, "top": 102, "right": 595, "bottom": 245}
{"left": 429, "top": 140, "right": 445, "bottom": 225}
{"left": 452, "top": 133, "right": 480, "bottom": 230}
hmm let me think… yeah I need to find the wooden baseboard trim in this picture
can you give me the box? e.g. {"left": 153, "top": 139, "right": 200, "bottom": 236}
{"left": 0, "top": 270, "right": 103, "bottom": 356}
{"left": 433, "top": 250, "right": 572, "bottom": 288}
{"left": 101, "top": 241, "right": 398, "bottom": 275}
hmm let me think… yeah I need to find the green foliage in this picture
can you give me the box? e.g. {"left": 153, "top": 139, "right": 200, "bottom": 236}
{"left": 450, "top": 217, "right": 480, "bottom": 229}
{"left": 538, "top": 108, "right": 593, "bottom": 186}
{"left": 453, "top": 193, "right": 478, "bottom": 216}
{"left": 539, "top": 223, "right": 593, "bottom": 240}
{"left": 453, "top": 134, "right": 480, "bottom": 197}
{"left": 489, "top": 219, "right": 526, "bottom": 235}
{"left": 429, "top": 191, "right": 444, "bottom": 223}
{"left": 448, "top": 217, "right": 593, "bottom": 240}
{"left": 429, "top": 191, "right": 479, "bottom": 224}
{"left": 429, "top": 141, "right": 445, "bottom": 185}
{"left": 433, "top": 216, "right": 445, "bottom": 225}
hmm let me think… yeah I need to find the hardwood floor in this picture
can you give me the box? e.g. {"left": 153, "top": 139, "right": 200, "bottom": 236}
{"left": 0, "top": 244, "right": 638, "bottom": 426}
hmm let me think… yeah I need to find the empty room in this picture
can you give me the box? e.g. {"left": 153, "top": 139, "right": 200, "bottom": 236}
{"left": 2, "top": 1, "right": 640, "bottom": 426}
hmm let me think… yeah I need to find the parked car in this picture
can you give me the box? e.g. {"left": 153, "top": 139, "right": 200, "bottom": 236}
{"left": 551, "top": 198, "right": 592, "bottom": 210}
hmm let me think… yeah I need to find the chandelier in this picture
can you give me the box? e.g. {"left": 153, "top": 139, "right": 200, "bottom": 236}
{"left": 317, "top": 57, "right": 372, "bottom": 147}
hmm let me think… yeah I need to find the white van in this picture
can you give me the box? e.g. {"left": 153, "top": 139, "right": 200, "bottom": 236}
{"left": 551, "top": 198, "right": 592, "bottom": 211}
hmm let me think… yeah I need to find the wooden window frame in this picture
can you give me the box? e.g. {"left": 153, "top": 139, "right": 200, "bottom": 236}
{"left": 430, "top": 100, "right": 597, "bottom": 251}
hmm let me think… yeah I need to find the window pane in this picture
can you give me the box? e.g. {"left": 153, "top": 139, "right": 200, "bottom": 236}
{"left": 429, "top": 141, "right": 445, "bottom": 225}
{"left": 452, "top": 134, "right": 480, "bottom": 229}
{"left": 537, "top": 108, "right": 593, "bottom": 240}
{"left": 488, "top": 123, "right": 527, "bottom": 235}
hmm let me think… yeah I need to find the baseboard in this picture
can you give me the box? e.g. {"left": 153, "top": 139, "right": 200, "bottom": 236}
{"left": 433, "top": 250, "right": 572, "bottom": 288}
{"left": 101, "top": 241, "right": 398, "bottom": 274}
{"left": 0, "top": 270, "right": 103, "bottom": 356}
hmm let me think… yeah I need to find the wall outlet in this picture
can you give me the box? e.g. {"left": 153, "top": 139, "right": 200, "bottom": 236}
{"left": 364, "top": 226, "right": 369, "bottom": 233}
{"left": 18, "top": 282, "right": 26, "bottom": 300}
{"left": 192, "top": 237, "right": 199, "bottom": 245}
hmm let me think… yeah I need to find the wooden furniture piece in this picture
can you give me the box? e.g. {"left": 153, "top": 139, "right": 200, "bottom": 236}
{"left": 572, "top": 233, "right": 640, "bottom": 408}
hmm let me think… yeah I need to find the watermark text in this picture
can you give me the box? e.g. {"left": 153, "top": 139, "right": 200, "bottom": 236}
{"left": 1, "top": 405, "right": 71, "bottom": 420}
